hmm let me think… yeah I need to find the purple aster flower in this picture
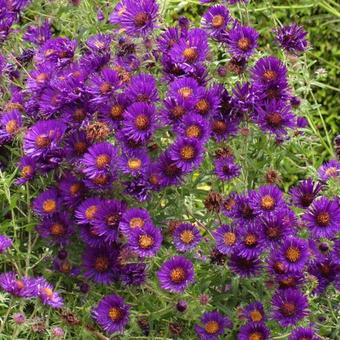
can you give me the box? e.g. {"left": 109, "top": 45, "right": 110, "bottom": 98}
{"left": 251, "top": 56, "right": 288, "bottom": 89}
{"left": 157, "top": 256, "right": 194, "bottom": 293}
{"left": 175, "top": 113, "right": 210, "bottom": 143}
{"left": 201, "top": 5, "right": 230, "bottom": 39}
{"left": 92, "top": 199, "right": 127, "bottom": 243}
{"left": 290, "top": 178, "right": 323, "bottom": 209}
{"left": 193, "top": 87, "right": 220, "bottom": 118}
{"left": 128, "top": 224, "right": 162, "bottom": 257}
{"left": 12, "top": 312, "right": 26, "bottom": 324}
{"left": 86, "top": 34, "right": 112, "bottom": 53}
{"left": 80, "top": 142, "right": 117, "bottom": 179}
{"left": 32, "top": 188, "right": 60, "bottom": 217}
{"left": 119, "top": 0, "right": 158, "bottom": 37}
{"left": 83, "top": 246, "right": 119, "bottom": 284}
{"left": 277, "top": 237, "right": 309, "bottom": 273}
{"left": 289, "top": 327, "right": 320, "bottom": 340}
{"left": 35, "top": 277, "right": 63, "bottom": 308}
{"left": 156, "top": 151, "right": 184, "bottom": 187}
{"left": 228, "top": 253, "right": 262, "bottom": 278}
{"left": 331, "top": 239, "right": 340, "bottom": 266}
{"left": 210, "top": 114, "right": 239, "bottom": 142}
{"left": 276, "top": 272, "right": 305, "bottom": 290}
{"left": 260, "top": 211, "right": 293, "bottom": 248}
{"left": 87, "top": 68, "right": 120, "bottom": 106}
{"left": 83, "top": 172, "right": 115, "bottom": 191}
{"left": 214, "top": 224, "right": 238, "bottom": 255}
{"left": 255, "top": 100, "right": 295, "bottom": 137}
{"left": 36, "top": 212, "right": 74, "bottom": 245}
{"left": 302, "top": 197, "right": 340, "bottom": 239}
{"left": 236, "top": 223, "right": 265, "bottom": 259}
{"left": 80, "top": 224, "right": 106, "bottom": 248}
{"left": 233, "top": 193, "right": 258, "bottom": 222}
{"left": 120, "top": 207, "right": 153, "bottom": 236}
{"left": 231, "top": 82, "right": 256, "bottom": 116}
{"left": 92, "top": 294, "right": 130, "bottom": 334}
{"left": 0, "top": 110, "right": 22, "bottom": 144}
{"left": 161, "top": 96, "right": 194, "bottom": 126}
{"left": 59, "top": 103, "right": 92, "bottom": 129}
{"left": 23, "top": 119, "right": 66, "bottom": 159}
{"left": 75, "top": 198, "right": 103, "bottom": 226}
{"left": 119, "top": 148, "right": 150, "bottom": 177}
{"left": 125, "top": 73, "right": 158, "bottom": 103}
{"left": 120, "top": 263, "right": 146, "bottom": 286}
{"left": 242, "top": 302, "right": 266, "bottom": 323}
{"left": 99, "top": 94, "right": 129, "bottom": 129}
{"left": 214, "top": 156, "right": 240, "bottom": 181}
{"left": 64, "top": 131, "right": 92, "bottom": 161}
{"left": 121, "top": 102, "right": 156, "bottom": 143}
{"left": 318, "top": 160, "right": 339, "bottom": 182}
{"left": 272, "top": 288, "right": 309, "bottom": 326}
{"left": 173, "top": 223, "right": 201, "bottom": 252}
{"left": 195, "top": 311, "right": 232, "bottom": 339}
{"left": 249, "top": 184, "right": 286, "bottom": 215}
{"left": 169, "top": 28, "right": 208, "bottom": 69}
{"left": 0, "top": 272, "right": 37, "bottom": 298}
{"left": 237, "top": 322, "right": 270, "bottom": 340}
{"left": 228, "top": 25, "right": 259, "bottom": 59}
{"left": 58, "top": 173, "right": 85, "bottom": 207}
{"left": 221, "top": 192, "right": 238, "bottom": 218}
{"left": 23, "top": 20, "right": 52, "bottom": 45}
{"left": 157, "top": 27, "right": 180, "bottom": 52}
{"left": 0, "top": 234, "right": 12, "bottom": 253}
{"left": 169, "top": 77, "right": 201, "bottom": 102}
{"left": 275, "top": 23, "right": 308, "bottom": 54}
{"left": 169, "top": 138, "right": 204, "bottom": 173}
{"left": 34, "top": 37, "right": 76, "bottom": 67}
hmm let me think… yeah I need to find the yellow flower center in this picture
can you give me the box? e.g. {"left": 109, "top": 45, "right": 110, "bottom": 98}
{"left": 204, "top": 321, "right": 219, "bottom": 334}
{"left": 85, "top": 205, "right": 97, "bottom": 220}
{"left": 42, "top": 199, "right": 57, "bottom": 213}
{"left": 325, "top": 166, "right": 337, "bottom": 177}
{"left": 249, "top": 332, "right": 264, "bottom": 340}
{"left": 195, "top": 99, "right": 209, "bottom": 114}
{"left": 238, "top": 37, "right": 251, "bottom": 51}
{"left": 170, "top": 267, "right": 185, "bottom": 283}
{"left": 180, "top": 230, "right": 194, "bottom": 244}
{"left": 135, "top": 114, "right": 149, "bottom": 130}
{"left": 128, "top": 158, "right": 142, "bottom": 170}
{"left": 223, "top": 232, "right": 236, "bottom": 245}
{"left": 130, "top": 217, "right": 144, "bottom": 229}
{"left": 21, "top": 165, "right": 33, "bottom": 178}
{"left": 183, "top": 47, "right": 198, "bottom": 63}
{"left": 139, "top": 235, "right": 154, "bottom": 249}
{"left": 180, "top": 145, "right": 195, "bottom": 160}
{"left": 109, "top": 307, "right": 122, "bottom": 321}
{"left": 186, "top": 125, "right": 201, "bottom": 138}
{"left": 5, "top": 119, "right": 18, "bottom": 134}
{"left": 263, "top": 70, "right": 277, "bottom": 81}
{"left": 260, "top": 195, "right": 275, "bottom": 210}
{"left": 285, "top": 246, "right": 301, "bottom": 263}
{"left": 42, "top": 287, "right": 54, "bottom": 298}
{"left": 96, "top": 154, "right": 110, "bottom": 169}
{"left": 212, "top": 15, "right": 224, "bottom": 28}
{"left": 178, "top": 87, "right": 193, "bottom": 98}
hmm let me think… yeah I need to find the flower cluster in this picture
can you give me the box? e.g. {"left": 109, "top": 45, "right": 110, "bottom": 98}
{"left": 0, "top": 0, "right": 338, "bottom": 338}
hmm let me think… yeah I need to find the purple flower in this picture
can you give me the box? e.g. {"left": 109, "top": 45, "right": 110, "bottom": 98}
{"left": 275, "top": 24, "right": 308, "bottom": 54}
{"left": 120, "top": 263, "right": 146, "bottom": 286}
{"left": 242, "top": 302, "right": 266, "bottom": 323}
{"left": 82, "top": 246, "right": 119, "bottom": 284}
{"left": 120, "top": 207, "right": 153, "bottom": 236}
{"left": 23, "top": 20, "right": 52, "bottom": 45}
{"left": 228, "top": 25, "right": 259, "bottom": 59}
{"left": 64, "top": 131, "right": 92, "bottom": 161}
{"left": 36, "top": 212, "right": 74, "bottom": 245}
{"left": 195, "top": 311, "right": 232, "bottom": 339}
{"left": 201, "top": 5, "right": 230, "bottom": 39}
{"left": 255, "top": 101, "right": 295, "bottom": 137}
{"left": 158, "top": 27, "right": 180, "bottom": 52}
{"left": 249, "top": 184, "right": 286, "bottom": 215}
{"left": 318, "top": 160, "right": 339, "bottom": 182}
{"left": 0, "top": 110, "right": 22, "bottom": 144}
{"left": 194, "top": 87, "right": 220, "bottom": 118}
{"left": 92, "top": 199, "right": 127, "bottom": 243}
{"left": 169, "top": 28, "right": 208, "bottom": 69}
{"left": 32, "top": 188, "right": 60, "bottom": 217}
{"left": 272, "top": 288, "right": 309, "bottom": 326}
{"left": 161, "top": 96, "right": 194, "bottom": 126}
{"left": 233, "top": 193, "right": 258, "bottom": 222}
{"left": 157, "top": 256, "right": 194, "bottom": 293}
{"left": 173, "top": 223, "right": 201, "bottom": 252}
{"left": 169, "top": 138, "right": 204, "bottom": 173}
{"left": 99, "top": 94, "right": 129, "bottom": 129}
{"left": 289, "top": 178, "right": 322, "bottom": 209}
{"left": 302, "top": 197, "right": 340, "bottom": 239}
{"left": 289, "top": 327, "right": 320, "bottom": 340}
{"left": 228, "top": 253, "right": 262, "bottom": 277}
{"left": 175, "top": 113, "right": 211, "bottom": 143}
{"left": 80, "top": 225, "right": 106, "bottom": 248}
{"left": 277, "top": 237, "right": 309, "bottom": 273}
{"left": 75, "top": 198, "right": 103, "bottom": 225}
{"left": 128, "top": 224, "right": 162, "bottom": 257}
{"left": 210, "top": 114, "right": 238, "bottom": 142}
{"left": 119, "top": 0, "right": 158, "bottom": 37}
{"left": 169, "top": 77, "right": 201, "bottom": 102}
{"left": 36, "top": 277, "right": 63, "bottom": 308}
{"left": 92, "top": 294, "right": 130, "bottom": 334}
{"left": 214, "top": 224, "right": 238, "bottom": 255}
{"left": 125, "top": 73, "right": 158, "bottom": 103}
{"left": 119, "top": 148, "right": 150, "bottom": 177}
{"left": 276, "top": 272, "right": 305, "bottom": 290}
{"left": 0, "top": 272, "right": 37, "bottom": 298}
{"left": 86, "top": 34, "right": 112, "bottom": 53}
{"left": 214, "top": 156, "right": 240, "bottom": 181}
{"left": 237, "top": 322, "right": 270, "bottom": 340}
{"left": 0, "top": 235, "right": 12, "bottom": 253}
{"left": 80, "top": 142, "right": 117, "bottom": 179}
{"left": 23, "top": 119, "right": 66, "bottom": 159}
{"left": 121, "top": 102, "right": 156, "bottom": 143}
{"left": 58, "top": 173, "right": 85, "bottom": 207}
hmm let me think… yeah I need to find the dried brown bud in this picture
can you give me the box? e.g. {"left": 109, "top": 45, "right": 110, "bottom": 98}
{"left": 61, "top": 310, "right": 81, "bottom": 326}
{"left": 204, "top": 192, "right": 222, "bottom": 213}
{"left": 265, "top": 169, "right": 282, "bottom": 185}
{"left": 209, "top": 248, "right": 228, "bottom": 265}
{"left": 86, "top": 121, "right": 111, "bottom": 142}
{"left": 215, "top": 146, "right": 233, "bottom": 159}
{"left": 167, "top": 220, "right": 182, "bottom": 235}
{"left": 227, "top": 58, "right": 247, "bottom": 75}
{"left": 137, "top": 317, "right": 150, "bottom": 336}
{"left": 169, "top": 322, "right": 183, "bottom": 338}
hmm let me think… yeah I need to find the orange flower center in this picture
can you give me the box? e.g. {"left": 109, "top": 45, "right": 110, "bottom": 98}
{"left": 50, "top": 223, "right": 65, "bottom": 236}
{"left": 267, "top": 112, "right": 283, "bottom": 127}
{"left": 134, "top": 12, "right": 148, "bottom": 27}
{"left": 111, "top": 104, "right": 124, "bottom": 119}
{"left": 260, "top": 195, "right": 275, "bottom": 210}
{"left": 316, "top": 212, "right": 330, "bottom": 227}
{"left": 223, "top": 232, "right": 236, "bottom": 245}
{"left": 109, "top": 307, "right": 122, "bottom": 321}
{"left": 21, "top": 165, "right": 33, "bottom": 178}
{"left": 178, "top": 87, "right": 193, "bottom": 98}
{"left": 204, "top": 321, "right": 219, "bottom": 334}
{"left": 135, "top": 114, "right": 149, "bottom": 130}
{"left": 170, "top": 267, "right": 185, "bottom": 283}
{"left": 171, "top": 105, "right": 186, "bottom": 118}
{"left": 16, "top": 280, "right": 25, "bottom": 289}
{"left": 266, "top": 226, "right": 280, "bottom": 239}
{"left": 250, "top": 310, "right": 263, "bottom": 322}
{"left": 130, "top": 217, "right": 144, "bottom": 229}
{"left": 280, "top": 302, "right": 296, "bottom": 316}
{"left": 85, "top": 205, "right": 97, "bottom": 220}
{"left": 195, "top": 99, "right": 209, "bottom": 114}
{"left": 238, "top": 37, "right": 251, "bottom": 51}
{"left": 128, "top": 158, "right": 142, "bottom": 170}
{"left": 180, "top": 145, "right": 195, "bottom": 160}
{"left": 263, "top": 70, "right": 277, "bottom": 81}
{"left": 180, "top": 230, "right": 194, "bottom": 244}
{"left": 5, "top": 120, "right": 18, "bottom": 134}
{"left": 42, "top": 199, "right": 57, "bottom": 213}
{"left": 183, "top": 47, "right": 198, "bottom": 63}
{"left": 99, "top": 82, "right": 112, "bottom": 94}
{"left": 70, "top": 183, "right": 81, "bottom": 195}
{"left": 285, "top": 246, "right": 301, "bottom": 263}
{"left": 325, "top": 166, "right": 337, "bottom": 177}
{"left": 249, "top": 332, "right": 264, "bottom": 340}
{"left": 245, "top": 233, "right": 257, "bottom": 246}
{"left": 35, "top": 135, "right": 50, "bottom": 148}
{"left": 212, "top": 120, "right": 227, "bottom": 134}
{"left": 42, "top": 287, "right": 54, "bottom": 298}
{"left": 139, "top": 235, "right": 154, "bottom": 249}
{"left": 186, "top": 125, "right": 201, "bottom": 138}
{"left": 95, "top": 256, "right": 109, "bottom": 272}
{"left": 36, "top": 72, "right": 48, "bottom": 82}
{"left": 93, "top": 174, "right": 109, "bottom": 185}
{"left": 96, "top": 154, "right": 110, "bottom": 169}
{"left": 212, "top": 15, "right": 224, "bottom": 28}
